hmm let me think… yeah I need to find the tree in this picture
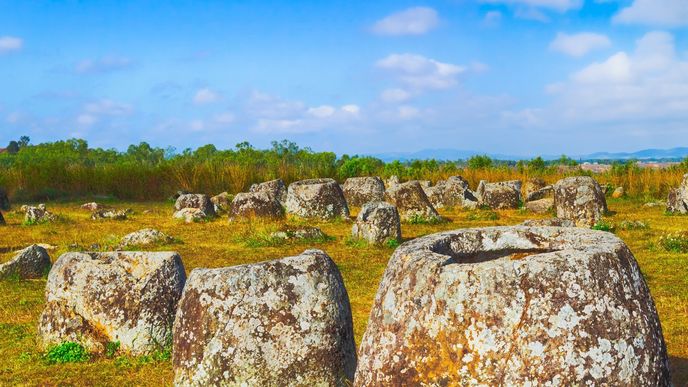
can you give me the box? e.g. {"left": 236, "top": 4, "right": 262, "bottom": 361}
{"left": 528, "top": 156, "right": 546, "bottom": 173}
{"left": 6, "top": 141, "right": 19, "bottom": 154}
{"left": 18, "top": 136, "right": 30, "bottom": 148}
{"left": 467, "top": 155, "right": 493, "bottom": 169}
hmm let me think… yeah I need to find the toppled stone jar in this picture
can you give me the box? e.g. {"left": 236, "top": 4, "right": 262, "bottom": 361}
{"left": 355, "top": 226, "right": 670, "bottom": 386}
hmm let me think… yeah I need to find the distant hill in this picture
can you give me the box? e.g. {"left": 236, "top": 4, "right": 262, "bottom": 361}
{"left": 370, "top": 147, "right": 688, "bottom": 162}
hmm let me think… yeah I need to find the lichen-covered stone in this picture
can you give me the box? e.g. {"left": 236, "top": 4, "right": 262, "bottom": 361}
{"left": 524, "top": 178, "right": 547, "bottom": 199}
{"left": 81, "top": 202, "right": 106, "bottom": 212}
{"left": 424, "top": 176, "right": 478, "bottom": 209}
{"left": 229, "top": 191, "right": 284, "bottom": 220}
{"left": 352, "top": 202, "right": 401, "bottom": 244}
{"left": 91, "top": 209, "right": 130, "bottom": 221}
{"left": 173, "top": 208, "right": 207, "bottom": 223}
{"left": 355, "top": 226, "right": 670, "bottom": 386}
{"left": 270, "top": 227, "right": 327, "bottom": 241}
{"left": 174, "top": 194, "right": 215, "bottom": 217}
{"left": 250, "top": 179, "right": 288, "bottom": 205}
{"left": 342, "top": 177, "right": 385, "bottom": 207}
{"left": 521, "top": 218, "right": 575, "bottom": 227}
{"left": 210, "top": 192, "right": 233, "bottom": 213}
{"left": 553, "top": 176, "right": 608, "bottom": 227}
{"left": 119, "top": 229, "right": 174, "bottom": 247}
{"left": 384, "top": 181, "right": 440, "bottom": 222}
{"left": 38, "top": 251, "right": 186, "bottom": 355}
{"left": 0, "top": 245, "right": 51, "bottom": 280}
{"left": 526, "top": 186, "right": 554, "bottom": 202}
{"left": 173, "top": 250, "right": 357, "bottom": 386}
{"left": 24, "top": 205, "right": 57, "bottom": 224}
{"left": 285, "top": 178, "right": 350, "bottom": 220}
{"left": 666, "top": 174, "right": 688, "bottom": 214}
{"left": 476, "top": 180, "right": 521, "bottom": 210}
{"left": 525, "top": 198, "right": 553, "bottom": 214}
{"left": 385, "top": 175, "right": 400, "bottom": 188}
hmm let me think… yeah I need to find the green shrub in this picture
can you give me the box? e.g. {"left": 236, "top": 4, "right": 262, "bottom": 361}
{"left": 105, "top": 341, "right": 120, "bottom": 358}
{"left": 44, "top": 342, "right": 89, "bottom": 364}
{"left": 659, "top": 233, "right": 688, "bottom": 253}
{"left": 385, "top": 239, "right": 400, "bottom": 249}
{"left": 592, "top": 220, "right": 615, "bottom": 233}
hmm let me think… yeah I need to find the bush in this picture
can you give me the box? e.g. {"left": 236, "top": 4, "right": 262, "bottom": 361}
{"left": 592, "top": 220, "right": 616, "bottom": 233}
{"left": 44, "top": 342, "right": 89, "bottom": 364}
{"left": 659, "top": 233, "right": 688, "bottom": 253}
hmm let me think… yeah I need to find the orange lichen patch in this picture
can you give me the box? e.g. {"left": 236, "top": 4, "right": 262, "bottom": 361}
{"left": 510, "top": 252, "right": 538, "bottom": 260}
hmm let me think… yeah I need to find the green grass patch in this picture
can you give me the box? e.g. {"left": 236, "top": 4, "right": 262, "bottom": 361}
{"left": 659, "top": 233, "right": 688, "bottom": 253}
{"left": 44, "top": 342, "right": 90, "bottom": 364}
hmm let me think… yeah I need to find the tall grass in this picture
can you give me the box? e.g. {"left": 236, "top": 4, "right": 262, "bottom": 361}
{"left": 0, "top": 139, "right": 686, "bottom": 202}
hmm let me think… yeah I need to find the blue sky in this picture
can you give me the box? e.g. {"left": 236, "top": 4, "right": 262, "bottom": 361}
{"left": 1, "top": 0, "right": 687, "bottom": 156}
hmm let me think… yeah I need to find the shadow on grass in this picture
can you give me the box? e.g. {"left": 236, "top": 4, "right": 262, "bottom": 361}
{"left": 670, "top": 356, "right": 688, "bottom": 386}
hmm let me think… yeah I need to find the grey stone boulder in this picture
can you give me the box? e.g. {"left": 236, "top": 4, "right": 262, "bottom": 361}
{"left": 172, "top": 250, "right": 357, "bottom": 386}
{"left": 119, "top": 229, "right": 174, "bottom": 248}
{"left": 476, "top": 180, "right": 521, "bottom": 209}
{"left": 524, "top": 178, "right": 547, "bottom": 199}
{"left": 25, "top": 205, "right": 57, "bottom": 224}
{"left": 270, "top": 227, "right": 327, "bottom": 241}
{"left": 352, "top": 202, "right": 401, "bottom": 245}
{"left": 0, "top": 245, "right": 51, "bottom": 280}
{"left": 384, "top": 181, "right": 440, "bottom": 222}
{"left": 385, "top": 175, "right": 400, "bottom": 188}
{"left": 342, "top": 177, "right": 385, "bottom": 207}
{"left": 285, "top": 178, "right": 350, "bottom": 220}
{"left": 355, "top": 226, "right": 670, "bottom": 386}
{"left": 91, "top": 209, "right": 130, "bottom": 221}
{"left": 553, "top": 176, "right": 608, "bottom": 227}
{"left": 525, "top": 198, "right": 554, "bottom": 214}
{"left": 81, "top": 202, "right": 106, "bottom": 212}
{"left": 38, "top": 251, "right": 186, "bottom": 355}
{"left": 424, "top": 176, "right": 478, "bottom": 209}
{"left": 526, "top": 186, "right": 554, "bottom": 202}
{"left": 173, "top": 208, "right": 208, "bottom": 223}
{"left": 667, "top": 174, "right": 688, "bottom": 214}
{"left": 250, "top": 179, "right": 288, "bottom": 205}
{"left": 229, "top": 191, "right": 284, "bottom": 220}
{"left": 210, "top": 192, "right": 233, "bottom": 214}
{"left": 175, "top": 194, "right": 215, "bottom": 217}
{"left": 521, "top": 218, "right": 575, "bottom": 227}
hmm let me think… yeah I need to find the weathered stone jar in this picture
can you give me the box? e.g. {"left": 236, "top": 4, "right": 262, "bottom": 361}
{"left": 38, "top": 251, "right": 186, "bottom": 355}
{"left": 355, "top": 226, "right": 670, "bottom": 386}
{"left": 173, "top": 250, "right": 357, "bottom": 386}
{"left": 285, "top": 178, "right": 350, "bottom": 220}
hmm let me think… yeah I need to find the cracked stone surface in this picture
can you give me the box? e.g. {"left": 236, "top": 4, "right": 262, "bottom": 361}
{"left": 229, "top": 191, "right": 284, "bottom": 220}
{"left": 352, "top": 201, "right": 401, "bottom": 244}
{"left": 119, "top": 229, "right": 174, "bottom": 248}
{"left": 25, "top": 205, "right": 57, "bottom": 224}
{"left": 0, "top": 245, "right": 51, "bottom": 280}
{"left": 355, "top": 226, "right": 670, "bottom": 386}
{"left": 342, "top": 177, "right": 385, "bottom": 207}
{"left": 250, "top": 179, "right": 288, "bottom": 206}
{"left": 172, "top": 249, "right": 357, "bottom": 386}
{"left": 553, "top": 176, "right": 608, "bottom": 227}
{"left": 285, "top": 178, "right": 350, "bottom": 220}
{"left": 210, "top": 192, "right": 233, "bottom": 214}
{"left": 38, "top": 251, "right": 186, "bottom": 355}
{"left": 384, "top": 181, "right": 440, "bottom": 222}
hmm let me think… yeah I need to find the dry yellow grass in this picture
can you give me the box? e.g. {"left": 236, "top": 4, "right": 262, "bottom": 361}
{"left": 0, "top": 198, "right": 686, "bottom": 385}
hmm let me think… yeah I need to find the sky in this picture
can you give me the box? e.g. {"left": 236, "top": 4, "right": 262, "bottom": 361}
{"left": 0, "top": 0, "right": 687, "bottom": 156}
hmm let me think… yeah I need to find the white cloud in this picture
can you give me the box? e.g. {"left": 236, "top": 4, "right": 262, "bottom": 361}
{"left": 380, "top": 88, "right": 412, "bottom": 103}
{"left": 307, "top": 105, "right": 336, "bottom": 118}
{"left": 376, "top": 53, "right": 464, "bottom": 90}
{"left": 535, "top": 31, "right": 688, "bottom": 128}
{"left": 76, "top": 114, "right": 98, "bottom": 127}
{"left": 75, "top": 56, "right": 133, "bottom": 74}
{"left": 550, "top": 32, "right": 612, "bottom": 57}
{"left": 372, "top": 7, "right": 439, "bottom": 36}
{"left": 189, "top": 120, "right": 205, "bottom": 131}
{"left": 480, "top": 0, "right": 582, "bottom": 12}
{"left": 484, "top": 11, "right": 503, "bottom": 26}
{"left": 614, "top": 0, "right": 688, "bottom": 27}
{"left": 514, "top": 7, "right": 551, "bottom": 22}
{"left": 341, "top": 104, "right": 361, "bottom": 116}
{"left": 398, "top": 105, "right": 420, "bottom": 120}
{"left": 0, "top": 36, "right": 22, "bottom": 54}
{"left": 193, "top": 88, "right": 221, "bottom": 105}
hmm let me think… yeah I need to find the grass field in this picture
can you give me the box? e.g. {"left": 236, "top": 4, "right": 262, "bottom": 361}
{"left": 0, "top": 198, "right": 686, "bottom": 386}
